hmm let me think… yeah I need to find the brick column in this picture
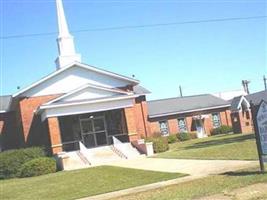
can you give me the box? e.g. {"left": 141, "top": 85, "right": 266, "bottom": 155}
{"left": 47, "top": 117, "right": 63, "bottom": 154}
{"left": 124, "top": 106, "right": 139, "bottom": 141}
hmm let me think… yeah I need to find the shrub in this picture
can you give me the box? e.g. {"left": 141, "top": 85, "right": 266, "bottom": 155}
{"left": 177, "top": 132, "right": 191, "bottom": 141}
{"left": 146, "top": 137, "right": 169, "bottom": 153}
{"left": 19, "top": 157, "right": 56, "bottom": 178}
{"left": 0, "top": 147, "right": 46, "bottom": 179}
{"left": 211, "top": 125, "right": 233, "bottom": 135}
{"left": 188, "top": 132, "right": 198, "bottom": 139}
{"left": 167, "top": 135, "right": 178, "bottom": 144}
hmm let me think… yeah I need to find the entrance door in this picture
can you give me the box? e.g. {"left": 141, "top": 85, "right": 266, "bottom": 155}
{"left": 80, "top": 116, "right": 108, "bottom": 148}
{"left": 195, "top": 119, "right": 205, "bottom": 138}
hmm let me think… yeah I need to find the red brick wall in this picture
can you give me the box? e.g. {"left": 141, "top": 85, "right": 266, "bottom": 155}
{"left": 47, "top": 117, "right": 62, "bottom": 154}
{"left": 239, "top": 111, "right": 253, "bottom": 133}
{"left": 148, "top": 108, "right": 233, "bottom": 137}
{"left": 186, "top": 117, "right": 193, "bottom": 132}
{"left": 149, "top": 121, "right": 160, "bottom": 136}
{"left": 18, "top": 94, "right": 61, "bottom": 142}
{"left": 203, "top": 117, "right": 213, "bottom": 135}
{"left": 124, "top": 105, "right": 139, "bottom": 141}
{"left": 219, "top": 110, "right": 232, "bottom": 127}
{"left": 168, "top": 119, "right": 179, "bottom": 135}
{"left": 124, "top": 96, "right": 151, "bottom": 141}
{"left": 0, "top": 112, "right": 20, "bottom": 150}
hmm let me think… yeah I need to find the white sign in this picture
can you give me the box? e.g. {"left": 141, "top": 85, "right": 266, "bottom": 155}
{"left": 256, "top": 101, "right": 267, "bottom": 155}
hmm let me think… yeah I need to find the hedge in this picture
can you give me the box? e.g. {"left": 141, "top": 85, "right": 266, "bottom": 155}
{"left": 0, "top": 147, "right": 46, "bottom": 179}
{"left": 167, "top": 135, "right": 178, "bottom": 144}
{"left": 19, "top": 157, "right": 56, "bottom": 178}
{"left": 146, "top": 137, "right": 169, "bottom": 153}
{"left": 177, "top": 132, "right": 191, "bottom": 141}
{"left": 211, "top": 125, "right": 233, "bottom": 135}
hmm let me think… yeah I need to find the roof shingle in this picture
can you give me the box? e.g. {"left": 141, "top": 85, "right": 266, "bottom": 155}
{"left": 148, "top": 94, "right": 230, "bottom": 118}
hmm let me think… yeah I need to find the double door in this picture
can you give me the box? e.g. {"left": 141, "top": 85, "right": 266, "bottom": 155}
{"left": 80, "top": 116, "right": 108, "bottom": 148}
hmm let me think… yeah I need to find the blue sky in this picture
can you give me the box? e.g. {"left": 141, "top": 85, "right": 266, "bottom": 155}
{"left": 0, "top": 0, "right": 266, "bottom": 100}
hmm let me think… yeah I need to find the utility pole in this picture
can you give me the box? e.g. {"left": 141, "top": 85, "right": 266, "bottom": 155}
{"left": 242, "top": 80, "right": 250, "bottom": 94}
{"left": 179, "top": 85, "right": 183, "bottom": 97}
{"left": 263, "top": 75, "right": 267, "bottom": 90}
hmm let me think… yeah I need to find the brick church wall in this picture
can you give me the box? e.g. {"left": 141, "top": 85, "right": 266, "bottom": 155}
{"left": 18, "top": 94, "right": 61, "bottom": 144}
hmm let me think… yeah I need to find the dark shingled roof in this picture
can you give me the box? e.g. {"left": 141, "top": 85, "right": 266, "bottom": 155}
{"left": 148, "top": 94, "right": 230, "bottom": 118}
{"left": 246, "top": 90, "right": 267, "bottom": 105}
{"left": 230, "top": 96, "right": 243, "bottom": 112}
{"left": 133, "top": 85, "right": 151, "bottom": 95}
{"left": 0, "top": 95, "right": 12, "bottom": 112}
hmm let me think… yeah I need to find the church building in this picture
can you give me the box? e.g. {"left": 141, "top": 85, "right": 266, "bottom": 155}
{"left": 0, "top": 0, "right": 264, "bottom": 169}
{"left": 0, "top": 0, "right": 151, "bottom": 160}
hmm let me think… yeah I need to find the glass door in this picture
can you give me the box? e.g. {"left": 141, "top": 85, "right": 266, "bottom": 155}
{"left": 93, "top": 117, "right": 108, "bottom": 146}
{"left": 80, "top": 116, "right": 108, "bottom": 148}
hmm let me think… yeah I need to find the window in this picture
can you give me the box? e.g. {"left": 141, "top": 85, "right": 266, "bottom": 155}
{"left": 159, "top": 121, "right": 169, "bottom": 136}
{"left": 212, "top": 113, "right": 221, "bottom": 128}
{"left": 178, "top": 118, "right": 187, "bottom": 132}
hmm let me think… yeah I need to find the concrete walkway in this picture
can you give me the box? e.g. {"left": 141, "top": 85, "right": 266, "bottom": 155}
{"left": 108, "top": 157, "right": 257, "bottom": 176}
{"left": 78, "top": 157, "right": 258, "bottom": 200}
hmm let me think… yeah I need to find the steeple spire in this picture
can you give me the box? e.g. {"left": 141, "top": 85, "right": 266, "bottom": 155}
{"left": 55, "top": 0, "right": 81, "bottom": 69}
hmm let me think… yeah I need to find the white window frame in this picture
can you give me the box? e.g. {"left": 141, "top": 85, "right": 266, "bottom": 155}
{"left": 159, "top": 121, "right": 169, "bottom": 136}
{"left": 211, "top": 113, "right": 221, "bottom": 128}
{"left": 177, "top": 118, "right": 188, "bottom": 133}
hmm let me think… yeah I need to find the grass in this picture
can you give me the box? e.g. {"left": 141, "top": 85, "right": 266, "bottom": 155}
{"left": 113, "top": 168, "right": 267, "bottom": 200}
{"left": 0, "top": 166, "right": 185, "bottom": 200}
{"left": 155, "top": 133, "right": 258, "bottom": 160}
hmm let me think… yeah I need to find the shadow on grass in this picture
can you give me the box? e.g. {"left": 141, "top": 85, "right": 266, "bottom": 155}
{"left": 221, "top": 170, "right": 266, "bottom": 176}
{"left": 182, "top": 134, "right": 255, "bottom": 150}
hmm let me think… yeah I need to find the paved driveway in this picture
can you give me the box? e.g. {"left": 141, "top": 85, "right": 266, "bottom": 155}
{"left": 108, "top": 157, "right": 258, "bottom": 176}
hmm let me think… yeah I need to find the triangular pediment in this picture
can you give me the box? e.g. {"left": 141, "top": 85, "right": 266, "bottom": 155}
{"left": 13, "top": 62, "right": 139, "bottom": 97}
{"left": 45, "top": 84, "right": 131, "bottom": 105}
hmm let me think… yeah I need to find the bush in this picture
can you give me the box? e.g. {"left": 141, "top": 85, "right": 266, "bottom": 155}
{"left": 167, "top": 135, "right": 178, "bottom": 144}
{"left": 146, "top": 137, "right": 169, "bottom": 153}
{"left": 19, "top": 157, "right": 56, "bottom": 178}
{"left": 177, "top": 132, "right": 191, "bottom": 141}
{"left": 0, "top": 147, "right": 46, "bottom": 179}
{"left": 211, "top": 125, "right": 233, "bottom": 135}
{"left": 188, "top": 132, "right": 198, "bottom": 139}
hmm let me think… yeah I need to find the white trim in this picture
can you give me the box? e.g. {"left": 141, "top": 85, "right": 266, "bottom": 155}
{"left": 13, "top": 62, "right": 139, "bottom": 97}
{"left": 44, "top": 83, "right": 132, "bottom": 105}
{"left": 237, "top": 96, "right": 250, "bottom": 111}
{"left": 149, "top": 104, "right": 231, "bottom": 118}
{"left": 0, "top": 110, "right": 7, "bottom": 114}
{"left": 41, "top": 101, "right": 133, "bottom": 121}
{"left": 39, "top": 94, "right": 138, "bottom": 110}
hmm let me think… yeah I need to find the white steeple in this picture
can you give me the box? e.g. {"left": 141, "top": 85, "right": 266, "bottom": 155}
{"left": 55, "top": 0, "right": 81, "bottom": 69}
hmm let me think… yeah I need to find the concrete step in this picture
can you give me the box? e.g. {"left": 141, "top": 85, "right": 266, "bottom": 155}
{"left": 84, "top": 146, "right": 123, "bottom": 165}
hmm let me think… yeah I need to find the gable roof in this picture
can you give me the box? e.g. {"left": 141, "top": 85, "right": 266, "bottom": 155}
{"left": 230, "top": 95, "right": 250, "bottom": 112}
{"left": 13, "top": 61, "right": 139, "bottom": 97}
{"left": 147, "top": 94, "right": 230, "bottom": 118}
{"left": 0, "top": 95, "right": 13, "bottom": 113}
{"left": 246, "top": 90, "right": 267, "bottom": 105}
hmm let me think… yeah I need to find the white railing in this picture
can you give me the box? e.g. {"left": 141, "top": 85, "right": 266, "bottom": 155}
{"left": 112, "top": 136, "right": 129, "bottom": 158}
{"left": 76, "top": 142, "right": 91, "bottom": 165}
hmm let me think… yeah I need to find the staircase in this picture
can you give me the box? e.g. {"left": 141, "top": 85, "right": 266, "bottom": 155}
{"left": 59, "top": 139, "right": 143, "bottom": 171}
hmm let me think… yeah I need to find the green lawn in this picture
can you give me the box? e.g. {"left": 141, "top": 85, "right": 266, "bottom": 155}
{"left": 155, "top": 133, "right": 258, "bottom": 160}
{"left": 0, "top": 166, "right": 184, "bottom": 200}
{"left": 114, "top": 168, "right": 267, "bottom": 200}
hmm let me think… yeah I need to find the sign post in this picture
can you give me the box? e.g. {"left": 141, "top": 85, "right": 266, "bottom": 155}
{"left": 251, "top": 100, "right": 267, "bottom": 173}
